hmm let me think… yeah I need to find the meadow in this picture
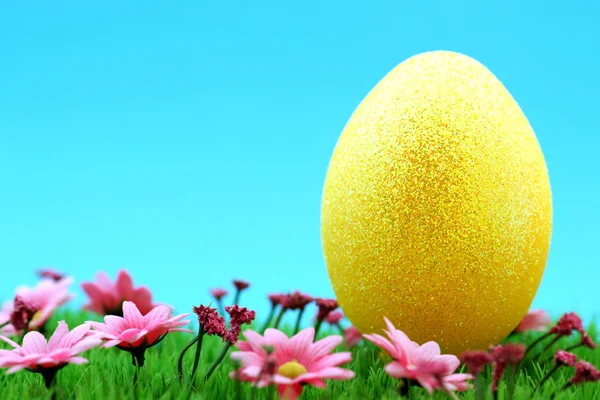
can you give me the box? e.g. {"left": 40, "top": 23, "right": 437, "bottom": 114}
{"left": 0, "top": 270, "right": 599, "bottom": 400}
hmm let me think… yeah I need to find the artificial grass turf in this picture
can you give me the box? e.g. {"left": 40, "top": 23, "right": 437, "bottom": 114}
{"left": 1, "top": 309, "right": 600, "bottom": 399}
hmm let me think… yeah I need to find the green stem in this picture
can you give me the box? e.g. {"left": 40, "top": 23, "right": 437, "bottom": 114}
{"left": 190, "top": 328, "right": 206, "bottom": 383}
{"left": 474, "top": 373, "right": 484, "bottom": 400}
{"left": 177, "top": 335, "right": 200, "bottom": 380}
{"left": 314, "top": 319, "right": 324, "bottom": 338}
{"left": 0, "top": 321, "right": 8, "bottom": 330}
{"left": 42, "top": 368, "right": 58, "bottom": 389}
{"left": 19, "top": 321, "right": 31, "bottom": 345}
{"left": 531, "top": 336, "right": 561, "bottom": 363}
{"left": 507, "top": 364, "right": 517, "bottom": 400}
{"left": 334, "top": 322, "right": 345, "bottom": 335}
{"left": 273, "top": 307, "right": 287, "bottom": 330}
{"left": 523, "top": 332, "right": 554, "bottom": 359}
{"left": 203, "top": 342, "right": 234, "bottom": 382}
{"left": 131, "top": 349, "right": 146, "bottom": 385}
{"left": 294, "top": 308, "right": 305, "bottom": 335}
{"left": 532, "top": 363, "right": 561, "bottom": 394}
{"left": 216, "top": 299, "right": 225, "bottom": 319}
{"left": 259, "top": 305, "right": 277, "bottom": 333}
{"left": 233, "top": 289, "right": 241, "bottom": 306}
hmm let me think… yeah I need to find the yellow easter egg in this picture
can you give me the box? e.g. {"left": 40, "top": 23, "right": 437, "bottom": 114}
{"left": 320, "top": 50, "right": 552, "bottom": 355}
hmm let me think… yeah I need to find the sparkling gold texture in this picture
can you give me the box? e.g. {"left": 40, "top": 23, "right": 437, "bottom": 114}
{"left": 320, "top": 51, "right": 552, "bottom": 355}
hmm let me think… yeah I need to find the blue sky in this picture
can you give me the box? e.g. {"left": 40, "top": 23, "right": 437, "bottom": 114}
{"left": 0, "top": 1, "right": 598, "bottom": 326}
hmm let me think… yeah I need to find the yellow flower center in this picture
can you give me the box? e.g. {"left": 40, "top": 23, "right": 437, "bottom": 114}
{"left": 31, "top": 310, "right": 42, "bottom": 322}
{"left": 277, "top": 360, "right": 307, "bottom": 379}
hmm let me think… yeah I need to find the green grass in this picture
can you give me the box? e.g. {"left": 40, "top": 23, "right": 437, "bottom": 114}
{"left": 1, "top": 309, "right": 600, "bottom": 399}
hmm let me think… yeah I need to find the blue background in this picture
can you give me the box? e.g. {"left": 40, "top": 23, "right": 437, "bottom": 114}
{"left": 0, "top": 1, "right": 598, "bottom": 326}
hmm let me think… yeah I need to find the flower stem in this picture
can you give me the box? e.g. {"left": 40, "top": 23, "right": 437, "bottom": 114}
{"left": 532, "top": 363, "right": 561, "bottom": 394}
{"left": 273, "top": 307, "right": 287, "bottom": 330}
{"left": 190, "top": 328, "right": 206, "bottom": 383}
{"left": 233, "top": 289, "right": 241, "bottom": 306}
{"left": 474, "top": 373, "right": 485, "bottom": 400}
{"left": 334, "top": 322, "right": 345, "bottom": 335}
{"left": 293, "top": 308, "right": 305, "bottom": 335}
{"left": 203, "top": 342, "right": 234, "bottom": 382}
{"left": 42, "top": 368, "right": 58, "bottom": 389}
{"left": 19, "top": 321, "right": 31, "bottom": 345}
{"left": 177, "top": 335, "right": 200, "bottom": 380}
{"left": 507, "top": 364, "right": 517, "bottom": 400}
{"left": 131, "top": 349, "right": 146, "bottom": 385}
{"left": 0, "top": 321, "right": 8, "bottom": 330}
{"left": 259, "top": 305, "right": 277, "bottom": 333}
{"left": 523, "top": 332, "right": 553, "bottom": 359}
{"left": 216, "top": 299, "right": 225, "bottom": 319}
{"left": 531, "top": 336, "right": 561, "bottom": 363}
{"left": 314, "top": 319, "right": 324, "bottom": 338}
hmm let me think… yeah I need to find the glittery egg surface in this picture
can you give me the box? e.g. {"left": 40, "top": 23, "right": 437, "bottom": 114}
{"left": 320, "top": 50, "right": 552, "bottom": 355}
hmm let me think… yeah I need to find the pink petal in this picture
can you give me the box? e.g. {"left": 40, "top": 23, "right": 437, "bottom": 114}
{"left": 6, "top": 364, "right": 28, "bottom": 374}
{"left": 305, "top": 335, "right": 343, "bottom": 361}
{"left": 103, "top": 315, "right": 129, "bottom": 333}
{"left": 0, "top": 335, "right": 21, "bottom": 350}
{"left": 102, "top": 339, "right": 125, "bottom": 348}
{"left": 230, "top": 351, "right": 264, "bottom": 367}
{"left": 309, "top": 352, "right": 353, "bottom": 370}
{"left": 115, "top": 270, "right": 135, "bottom": 298}
{"left": 119, "top": 328, "right": 146, "bottom": 343}
{"left": 128, "top": 287, "right": 155, "bottom": 315}
{"left": 122, "top": 301, "right": 145, "bottom": 329}
{"left": 363, "top": 333, "right": 400, "bottom": 359}
{"left": 384, "top": 360, "right": 411, "bottom": 379}
{"left": 70, "top": 336, "right": 103, "bottom": 355}
{"left": 241, "top": 330, "right": 267, "bottom": 354}
{"left": 47, "top": 321, "right": 70, "bottom": 351}
{"left": 81, "top": 283, "right": 108, "bottom": 314}
{"left": 290, "top": 328, "right": 315, "bottom": 354}
{"left": 67, "top": 356, "right": 89, "bottom": 365}
{"left": 21, "top": 332, "right": 48, "bottom": 354}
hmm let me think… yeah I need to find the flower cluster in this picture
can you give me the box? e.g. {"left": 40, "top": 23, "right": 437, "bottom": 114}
{"left": 0, "top": 268, "right": 599, "bottom": 400}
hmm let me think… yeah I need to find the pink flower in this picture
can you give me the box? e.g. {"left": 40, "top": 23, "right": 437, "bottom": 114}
{"left": 343, "top": 326, "right": 362, "bottom": 347}
{"left": 490, "top": 344, "right": 525, "bottom": 392}
{"left": 210, "top": 288, "right": 228, "bottom": 300}
{"left": 325, "top": 311, "right": 343, "bottom": 325}
{"left": 514, "top": 310, "right": 552, "bottom": 333}
{"left": 581, "top": 332, "right": 597, "bottom": 349}
{"left": 193, "top": 305, "right": 227, "bottom": 337}
{"left": 230, "top": 327, "right": 355, "bottom": 400}
{"left": 364, "top": 317, "right": 472, "bottom": 394}
{"left": 549, "top": 312, "right": 584, "bottom": 337}
{"left": 224, "top": 305, "right": 256, "bottom": 344}
{"left": 280, "top": 291, "right": 313, "bottom": 311}
{"left": 315, "top": 298, "right": 338, "bottom": 321}
{"left": 86, "top": 301, "right": 192, "bottom": 355}
{"left": 9, "top": 296, "right": 39, "bottom": 331}
{"left": 570, "top": 361, "right": 600, "bottom": 385}
{"left": 81, "top": 269, "right": 160, "bottom": 316}
{"left": 233, "top": 280, "right": 250, "bottom": 291}
{"left": 1, "top": 277, "right": 75, "bottom": 335}
{"left": 460, "top": 350, "right": 493, "bottom": 375}
{"left": 554, "top": 350, "right": 577, "bottom": 366}
{"left": 268, "top": 293, "right": 284, "bottom": 307}
{"left": 36, "top": 268, "right": 65, "bottom": 282}
{"left": 0, "top": 321, "right": 102, "bottom": 387}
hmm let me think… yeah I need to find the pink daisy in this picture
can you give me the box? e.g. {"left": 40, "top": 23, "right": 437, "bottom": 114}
{"left": 343, "top": 326, "right": 363, "bottom": 347}
{"left": 230, "top": 327, "right": 355, "bottom": 400}
{"left": 364, "top": 317, "right": 472, "bottom": 394}
{"left": 1, "top": 277, "right": 75, "bottom": 335}
{"left": 0, "top": 321, "right": 102, "bottom": 387}
{"left": 81, "top": 269, "right": 160, "bottom": 316}
{"left": 514, "top": 309, "right": 552, "bottom": 333}
{"left": 86, "top": 301, "right": 192, "bottom": 366}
